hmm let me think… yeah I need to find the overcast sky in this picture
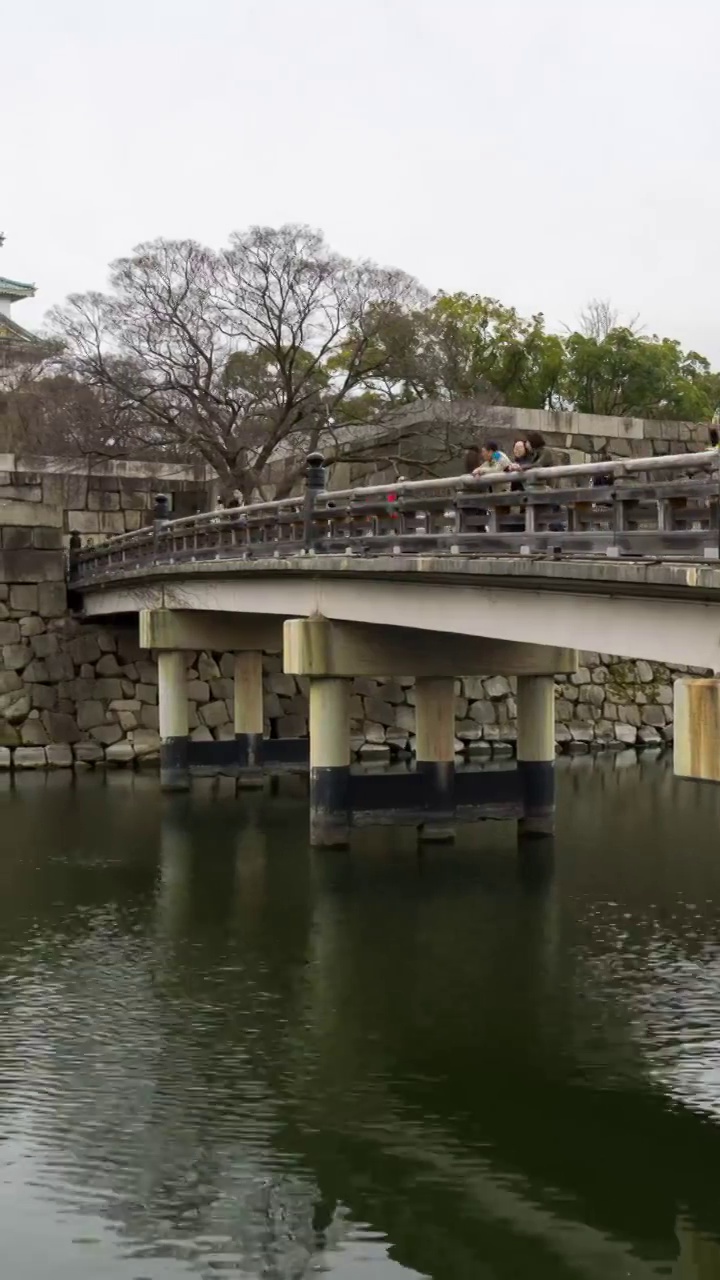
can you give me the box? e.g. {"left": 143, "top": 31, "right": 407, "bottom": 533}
{"left": 4, "top": 0, "right": 719, "bottom": 358}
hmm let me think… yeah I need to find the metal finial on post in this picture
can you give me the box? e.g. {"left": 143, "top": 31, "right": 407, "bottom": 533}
{"left": 304, "top": 453, "right": 327, "bottom": 553}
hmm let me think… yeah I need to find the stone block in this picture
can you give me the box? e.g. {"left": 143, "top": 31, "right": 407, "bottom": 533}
{"left": 485, "top": 675, "right": 511, "bottom": 699}
{"left": 218, "top": 653, "right": 235, "bottom": 678}
{"left": 10, "top": 585, "right": 38, "bottom": 613}
{"left": 117, "top": 711, "right": 138, "bottom": 731}
{"left": 264, "top": 693, "right": 282, "bottom": 719}
{"left": 200, "top": 699, "right": 229, "bottom": 728}
{"left": 68, "top": 634, "right": 102, "bottom": 665}
{"left": 33, "top": 528, "right": 63, "bottom": 550}
{"left": 139, "top": 705, "right": 159, "bottom": 730}
{"left": 0, "top": 672, "right": 22, "bottom": 695}
{"left": 42, "top": 711, "right": 81, "bottom": 743}
{"left": 578, "top": 684, "right": 605, "bottom": 707}
{"left": 77, "top": 701, "right": 106, "bottom": 730}
{"left": 0, "top": 483, "right": 41, "bottom": 501}
{"left": 74, "top": 742, "right": 105, "bottom": 763}
{"left": 68, "top": 510, "right": 100, "bottom": 534}
{"left": 2, "top": 643, "right": 31, "bottom": 671}
{"left": 129, "top": 728, "right": 161, "bottom": 756}
{"left": 394, "top": 704, "right": 415, "bottom": 733}
{"left": 190, "top": 726, "right": 213, "bottom": 742}
{"left": 37, "top": 583, "right": 67, "bottom": 617}
{"left": 569, "top": 668, "right": 591, "bottom": 686}
{"left": 30, "top": 684, "right": 57, "bottom": 711}
{"left": 2, "top": 527, "right": 32, "bottom": 549}
{"left": 636, "top": 660, "right": 654, "bottom": 683}
{"left": 14, "top": 747, "right": 47, "bottom": 769}
{"left": 353, "top": 678, "right": 380, "bottom": 698}
{"left": 0, "top": 550, "right": 64, "bottom": 584}
{"left": 656, "top": 685, "right": 673, "bottom": 706}
{"left": 46, "top": 652, "right": 75, "bottom": 681}
{"left": 0, "top": 719, "right": 19, "bottom": 746}
{"left": 641, "top": 705, "right": 666, "bottom": 727}
{"left": 381, "top": 680, "right": 405, "bottom": 705}
{"left": 46, "top": 743, "right": 73, "bottom": 768}
{"left": 187, "top": 680, "right": 210, "bottom": 703}
{"left": 123, "top": 510, "right": 143, "bottom": 532}
{"left": 22, "top": 659, "right": 50, "bottom": 683}
{"left": 88, "top": 490, "right": 121, "bottom": 511}
{"left": 0, "top": 621, "right": 21, "bottom": 645}
{"left": 210, "top": 678, "right": 234, "bottom": 701}
{"left": 108, "top": 699, "right": 141, "bottom": 712}
{"left": 96, "top": 678, "right": 124, "bottom": 700}
{"left": 469, "top": 700, "right": 496, "bottom": 724}
{"left": 95, "top": 653, "right": 121, "bottom": 676}
{"left": 121, "top": 679, "right": 136, "bottom": 698}
{"left": 135, "top": 661, "right": 158, "bottom": 684}
{"left": 1, "top": 501, "right": 62, "bottom": 527}
{"left": 22, "top": 616, "right": 47, "bottom": 639}
{"left": 638, "top": 725, "right": 662, "bottom": 744}
{"left": 90, "top": 723, "right": 123, "bottom": 745}
{"left": 615, "top": 723, "right": 637, "bottom": 745}
{"left": 99, "top": 512, "right": 126, "bottom": 535}
{"left": 277, "top": 714, "right": 307, "bottom": 738}
{"left": 455, "top": 720, "right": 483, "bottom": 741}
{"left": 0, "top": 691, "right": 30, "bottom": 722}
{"left": 618, "top": 704, "right": 641, "bottom": 726}
{"left": 30, "top": 632, "right": 58, "bottom": 658}
{"left": 0, "top": 747, "right": 10, "bottom": 769}
{"left": 364, "top": 721, "right": 386, "bottom": 744}
{"left": 267, "top": 673, "right": 297, "bottom": 697}
{"left": 105, "top": 741, "right": 136, "bottom": 764}
{"left": 363, "top": 697, "right": 396, "bottom": 727}
{"left": 569, "top": 723, "right": 594, "bottom": 742}
{"left": 135, "top": 683, "right": 158, "bottom": 705}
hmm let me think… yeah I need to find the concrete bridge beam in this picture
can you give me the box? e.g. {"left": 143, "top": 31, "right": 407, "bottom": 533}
{"left": 283, "top": 617, "right": 576, "bottom": 679}
{"left": 139, "top": 609, "right": 282, "bottom": 653}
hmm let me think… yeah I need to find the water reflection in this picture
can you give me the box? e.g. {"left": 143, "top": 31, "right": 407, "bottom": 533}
{"left": 1, "top": 759, "right": 720, "bottom": 1276}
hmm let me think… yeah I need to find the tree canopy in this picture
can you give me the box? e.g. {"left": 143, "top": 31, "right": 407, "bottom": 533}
{"left": 5, "top": 224, "right": 716, "bottom": 490}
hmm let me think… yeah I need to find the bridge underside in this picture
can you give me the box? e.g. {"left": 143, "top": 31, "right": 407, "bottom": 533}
{"left": 78, "top": 555, "right": 720, "bottom": 671}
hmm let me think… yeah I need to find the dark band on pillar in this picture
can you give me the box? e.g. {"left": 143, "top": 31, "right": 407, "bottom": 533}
{"left": 160, "top": 735, "right": 189, "bottom": 789}
{"left": 310, "top": 765, "right": 350, "bottom": 847}
{"left": 236, "top": 732, "right": 264, "bottom": 769}
{"left": 416, "top": 759, "right": 455, "bottom": 819}
{"left": 518, "top": 759, "right": 555, "bottom": 836}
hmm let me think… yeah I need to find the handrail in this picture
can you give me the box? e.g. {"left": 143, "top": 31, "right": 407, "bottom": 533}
{"left": 68, "top": 449, "right": 720, "bottom": 583}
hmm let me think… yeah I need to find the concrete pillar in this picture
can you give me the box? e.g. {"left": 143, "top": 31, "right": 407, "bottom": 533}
{"left": 309, "top": 677, "right": 350, "bottom": 848}
{"left": 158, "top": 650, "right": 189, "bottom": 791}
{"left": 415, "top": 676, "right": 455, "bottom": 842}
{"left": 516, "top": 675, "right": 555, "bottom": 837}
{"left": 234, "top": 651, "right": 264, "bottom": 767}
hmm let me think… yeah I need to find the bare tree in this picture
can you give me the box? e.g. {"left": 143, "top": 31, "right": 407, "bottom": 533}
{"left": 46, "top": 226, "right": 424, "bottom": 499}
{"left": 576, "top": 298, "right": 642, "bottom": 340}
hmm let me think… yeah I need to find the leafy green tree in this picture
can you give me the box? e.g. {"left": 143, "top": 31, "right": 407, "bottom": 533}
{"left": 561, "top": 327, "right": 714, "bottom": 420}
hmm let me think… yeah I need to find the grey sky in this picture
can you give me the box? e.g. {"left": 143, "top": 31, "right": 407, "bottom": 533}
{"left": 4, "top": 0, "right": 719, "bottom": 359}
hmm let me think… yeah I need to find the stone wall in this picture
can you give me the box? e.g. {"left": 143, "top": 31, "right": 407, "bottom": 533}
{"left": 329, "top": 402, "right": 713, "bottom": 488}
{"left": 0, "top": 450, "right": 700, "bottom": 769}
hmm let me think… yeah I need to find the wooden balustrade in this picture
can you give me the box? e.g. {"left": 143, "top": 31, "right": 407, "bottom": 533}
{"left": 68, "top": 451, "right": 720, "bottom": 585}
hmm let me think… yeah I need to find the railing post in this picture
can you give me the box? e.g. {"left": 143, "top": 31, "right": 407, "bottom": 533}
{"left": 153, "top": 493, "right": 170, "bottom": 558}
{"left": 303, "top": 452, "right": 327, "bottom": 553}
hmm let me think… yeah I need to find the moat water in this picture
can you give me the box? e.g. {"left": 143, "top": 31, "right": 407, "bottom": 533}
{"left": 2, "top": 754, "right": 720, "bottom": 1278}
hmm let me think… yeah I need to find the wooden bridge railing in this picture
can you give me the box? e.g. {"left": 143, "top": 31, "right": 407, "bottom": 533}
{"left": 68, "top": 450, "right": 720, "bottom": 585}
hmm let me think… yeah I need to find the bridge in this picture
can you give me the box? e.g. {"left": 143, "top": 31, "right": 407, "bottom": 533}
{"left": 68, "top": 451, "right": 720, "bottom": 845}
